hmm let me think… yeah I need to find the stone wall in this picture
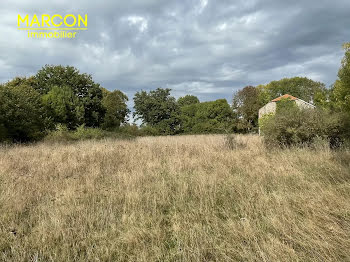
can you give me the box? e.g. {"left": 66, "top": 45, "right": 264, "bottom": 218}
{"left": 295, "top": 99, "right": 316, "bottom": 110}
{"left": 259, "top": 102, "right": 276, "bottom": 118}
{"left": 259, "top": 99, "right": 315, "bottom": 119}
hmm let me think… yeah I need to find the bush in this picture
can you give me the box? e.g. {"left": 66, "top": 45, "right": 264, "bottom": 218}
{"left": 118, "top": 124, "right": 141, "bottom": 137}
{"left": 139, "top": 126, "right": 160, "bottom": 136}
{"left": 44, "top": 124, "right": 72, "bottom": 142}
{"left": 0, "top": 84, "right": 48, "bottom": 142}
{"left": 116, "top": 124, "right": 161, "bottom": 137}
{"left": 44, "top": 125, "right": 134, "bottom": 142}
{"left": 73, "top": 125, "right": 107, "bottom": 140}
{"left": 261, "top": 106, "right": 344, "bottom": 148}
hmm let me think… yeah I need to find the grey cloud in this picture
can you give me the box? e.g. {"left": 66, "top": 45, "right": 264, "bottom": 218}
{"left": 0, "top": 0, "right": 349, "bottom": 104}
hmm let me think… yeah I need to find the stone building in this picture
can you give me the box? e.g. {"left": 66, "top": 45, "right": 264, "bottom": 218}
{"left": 259, "top": 94, "right": 315, "bottom": 119}
{"left": 258, "top": 94, "right": 316, "bottom": 134}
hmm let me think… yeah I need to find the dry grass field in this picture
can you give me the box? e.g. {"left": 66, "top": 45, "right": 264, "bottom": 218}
{"left": 0, "top": 135, "right": 349, "bottom": 262}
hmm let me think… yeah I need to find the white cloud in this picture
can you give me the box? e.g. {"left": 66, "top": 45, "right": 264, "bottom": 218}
{"left": 124, "top": 15, "right": 148, "bottom": 32}
{"left": 196, "top": 0, "right": 208, "bottom": 14}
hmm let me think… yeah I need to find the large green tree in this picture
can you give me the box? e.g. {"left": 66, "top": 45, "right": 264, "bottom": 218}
{"left": 5, "top": 76, "right": 37, "bottom": 88}
{"left": 181, "top": 99, "right": 234, "bottom": 133}
{"left": 331, "top": 43, "right": 350, "bottom": 112}
{"left": 34, "top": 65, "right": 105, "bottom": 127}
{"left": 232, "top": 86, "right": 263, "bottom": 133}
{"left": 42, "top": 86, "right": 85, "bottom": 129}
{"left": 328, "top": 43, "right": 350, "bottom": 142}
{"left": 133, "top": 88, "right": 181, "bottom": 135}
{"left": 178, "top": 95, "right": 200, "bottom": 107}
{"left": 261, "top": 77, "right": 327, "bottom": 105}
{"left": 101, "top": 89, "right": 130, "bottom": 129}
{"left": 0, "top": 83, "right": 47, "bottom": 142}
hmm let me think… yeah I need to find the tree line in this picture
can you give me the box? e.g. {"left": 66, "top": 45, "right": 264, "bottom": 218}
{"left": 1, "top": 44, "right": 350, "bottom": 144}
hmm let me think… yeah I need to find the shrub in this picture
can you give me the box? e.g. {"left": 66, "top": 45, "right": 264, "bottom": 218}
{"left": 44, "top": 125, "right": 134, "bottom": 142}
{"left": 72, "top": 125, "right": 107, "bottom": 140}
{"left": 118, "top": 124, "right": 141, "bottom": 136}
{"left": 139, "top": 126, "right": 160, "bottom": 136}
{"left": 261, "top": 106, "right": 344, "bottom": 148}
{"left": 44, "top": 124, "right": 72, "bottom": 142}
{"left": 0, "top": 84, "right": 48, "bottom": 142}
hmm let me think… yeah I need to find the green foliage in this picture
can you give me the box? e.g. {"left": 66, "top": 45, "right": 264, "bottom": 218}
{"left": 179, "top": 103, "right": 198, "bottom": 133}
{"left": 5, "top": 76, "right": 37, "bottom": 89}
{"left": 178, "top": 95, "right": 200, "bottom": 107}
{"left": 181, "top": 99, "right": 234, "bottom": 133}
{"left": 256, "top": 85, "right": 272, "bottom": 105}
{"left": 101, "top": 89, "right": 130, "bottom": 130}
{"left": 73, "top": 125, "right": 110, "bottom": 140}
{"left": 338, "top": 44, "right": 350, "bottom": 89}
{"left": 133, "top": 88, "right": 181, "bottom": 135}
{"left": 139, "top": 126, "right": 160, "bottom": 136}
{"left": 258, "top": 113, "right": 274, "bottom": 133}
{"left": 45, "top": 124, "right": 134, "bottom": 142}
{"left": 117, "top": 124, "right": 160, "bottom": 136}
{"left": 34, "top": 65, "right": 105, "bottom": 127}
{"left": 117, "top": 124, "right": 141, "bottom": 137}
{"left": 331, "top": 44, "right": 350, "bottom": 113}
{"left": 42, "top": 86, "right": 85, "bottom": 129}
{"left": 0, "top": 83, "right": 47, "bottom": 142}
{"left": 3, "top": 56, "right": 350, "bottom": 143}
{"left": 235, "top": 78, "right": 327, "bottom": 133}
{"left": 261, "top": 77, "right": 327, "bottom": 105}
{"left": 275, "top": 97, "right": 298, "bottom": 114}
{"left": 327, "top": 43, "right": 350, "bottom": 144}
{"left": 261, "top": 106, "right": 344, "bottom": 148}
{"left": 232, "top": 86, "right": 263, "bottom": 132}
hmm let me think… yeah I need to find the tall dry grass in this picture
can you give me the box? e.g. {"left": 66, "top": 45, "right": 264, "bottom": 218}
{"left": 0, "top": 135, "right": 349, "bottom": 261}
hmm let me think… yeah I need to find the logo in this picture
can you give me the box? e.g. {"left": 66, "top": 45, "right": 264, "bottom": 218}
{"left": 18, "top": 14, "right": 88, "bottom": 39}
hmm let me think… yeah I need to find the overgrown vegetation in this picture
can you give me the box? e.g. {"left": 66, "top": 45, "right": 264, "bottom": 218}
{"left": 0, "top": 135, "right": 349, "bottom": 261}
{"left": 0, "top": 83, "right": 48, "bottom": 142}
{"left": 260, "top": 106, "right": 346, "bottom": 148}
{"left": 0, "top": 65, "right": 131, "bottom": 142}
{"left": 44, "top": 124, "right": 134, "bottom": 142}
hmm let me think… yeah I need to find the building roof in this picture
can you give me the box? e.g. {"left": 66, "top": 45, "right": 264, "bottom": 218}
{"left": 271, "top": 94, "right": 298, "bottom": 102}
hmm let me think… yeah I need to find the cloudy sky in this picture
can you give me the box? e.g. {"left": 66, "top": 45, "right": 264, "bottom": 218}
{"left": 1, "top": 0, "right": 349, "bottom": 105}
